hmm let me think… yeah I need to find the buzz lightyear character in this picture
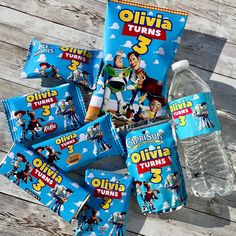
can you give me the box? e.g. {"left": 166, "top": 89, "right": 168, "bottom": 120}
{"left": 108, "top": 211, "right": 126, "bottom": 236}
{"left": 56, "top": 99, "right": 70, "bottom": 130}
{"left": 101, "top": 50, "right": 131, "bottom": 115}
{"left": 193, "top": 104, "right": 205, "bottom": 130}
{"left": 46, "top": 185, "right": 66, "bottom": 208}
{"left": 67, "top": 68, "right": 83, "bottom": 82}
{"left": 164, "top": 172, "right": 182, "bottom": 206}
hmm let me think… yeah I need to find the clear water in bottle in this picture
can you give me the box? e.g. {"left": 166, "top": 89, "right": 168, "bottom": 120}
{"left": 168, "top": 60, "right": 235, "bottom": 198}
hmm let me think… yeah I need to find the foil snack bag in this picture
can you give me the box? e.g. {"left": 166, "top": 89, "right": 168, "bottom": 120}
{"left": 0, "top": 143, "right": 90, "bottom": 222}
{"left": 76, "top": 169, "right": 133, "bottom": 236}
{"left": 2, "top": 83, "right": 86, "bottom": 144}
{"left": 86, "top": 0, "right": 188, "bottom": 126}
{"left": 125, "top": 120, "right": 187, "bottom": 214}
{"left": 21, "top": 38, "right": 102, "bottom": 90}
{"left": 32, "top": 114, "right": 125, "bottom": 172}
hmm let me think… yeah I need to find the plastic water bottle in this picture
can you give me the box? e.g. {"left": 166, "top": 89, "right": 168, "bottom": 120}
{"left": 168, "top": 60, "right": 235, "bottom": 198}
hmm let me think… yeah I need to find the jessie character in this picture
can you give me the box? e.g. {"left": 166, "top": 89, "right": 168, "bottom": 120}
{"left": 39, "top": 62, "right": 60, "bottom": 78}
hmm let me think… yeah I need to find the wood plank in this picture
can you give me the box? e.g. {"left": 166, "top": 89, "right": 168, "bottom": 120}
{"left": 0, "top": 6, "right": 103, "bottom": 49}
{"left": 1, "top": 4, "right": 236, "bottom": 80}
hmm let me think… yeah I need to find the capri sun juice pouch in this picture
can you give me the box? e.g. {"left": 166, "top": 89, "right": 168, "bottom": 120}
{"left": 85, "top": 0, "right": 188, "bottom": 127}
{"left": 125, "top": 120, "right": 187, "bottom": 214}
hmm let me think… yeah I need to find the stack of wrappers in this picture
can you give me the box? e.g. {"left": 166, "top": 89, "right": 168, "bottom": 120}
{"left": 0, "top": 0, "right": 189, "bottom": 235}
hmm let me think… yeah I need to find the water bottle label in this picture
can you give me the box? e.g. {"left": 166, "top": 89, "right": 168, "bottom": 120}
{"left": 169, "top": 92, "right": 221, "bottom": 139}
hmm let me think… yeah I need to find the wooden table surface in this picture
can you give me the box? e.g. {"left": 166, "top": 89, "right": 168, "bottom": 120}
{"left": 0, "top": 0, "right": 236, "bottom": 235}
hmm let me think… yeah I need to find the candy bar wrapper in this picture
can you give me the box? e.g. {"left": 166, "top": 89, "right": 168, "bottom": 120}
{"left": 21, "top": 38, "right": 102, "bottom": 90}
{"left": 0, "top": 143, "right": 90, "bottom": 222}
{"left": 75, "top": 169, "right": 133, "bottom": 236}
{"left": 2, "top": 83, "right": 86, "bottom": 144}
{"left": 85, "top": 0, "right": 188, "bottom": 127}
{"left": 126, "top": 120, "right": 187, "bottom": 214}
{"left": 32, "top": 114, "right": 125, "bottom": 172}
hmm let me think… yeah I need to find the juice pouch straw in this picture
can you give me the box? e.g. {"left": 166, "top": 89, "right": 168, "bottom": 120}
{"left": 75, "top": 169, "right": 133, "bottom": 236}
{"left": 85, "top": 0, "right": 188, "bottom": 127}
{"left": 125, "top": 120, "right": 187, "bottom": 214}
{"left": 32, "top": 114, "right": 125, "bottom": 172}
{"left": 2, "top": 83, "right": 86, "bottom": 144}
{"left": 21, "top": 38, "right": 102, "bottom": 90}
{"left": 0, "top": 143, "right": 90, "bottom": 222}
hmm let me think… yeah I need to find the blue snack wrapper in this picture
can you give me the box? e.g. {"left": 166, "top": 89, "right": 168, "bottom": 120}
{"left": 75, "top": 169, "right": 133, "bottom": 236}
{"left": 125, "top": 120, "right": 187, "bottom": 214}
{"left": 85, "top": 0, "right": 188, "bottom": 126}
{"left": 2, "top": 83, "right": 86, "bottom": 144}
{"left": 32, "top": 114, "right": 125, "bottom": 171}
{"left": 0, "top": 143, "right": 90, "bottom": 222}
{"left": 21, "top": 38, "right": 102, "bottom": 90}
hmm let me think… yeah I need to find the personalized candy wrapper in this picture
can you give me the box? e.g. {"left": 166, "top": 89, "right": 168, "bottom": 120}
{"left": 75, "top": 169, "right": 133, "bottom": 236}
{"left": 86, "top": 0, "right": 188, "bottom": 126}
{"left": 0, "top": 143, "right": 90, "bottom": 222}
{"left": 21, "top": 38, "right": 102, "bottom": 90}
{"left": 32, "top": 114, "right": 125, "bottom": 172}
{"left": 125, "top": 120, "right": 187, "bottom": 214}
{"left": 2, "top": 83, "right": 86, "bottom": 144}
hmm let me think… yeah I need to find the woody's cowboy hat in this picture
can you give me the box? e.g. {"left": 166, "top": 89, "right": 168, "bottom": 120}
{"left": 16, "top": 153, "right": 27, "bottom": 162}
{"left": 39, "top": 62, "right": 51, "bottom": 68}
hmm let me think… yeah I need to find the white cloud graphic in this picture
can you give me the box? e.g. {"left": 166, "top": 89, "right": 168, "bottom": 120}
{"left": 70, "top": 209, "right": 75, "bottom": 214}
{"left": 97, "top": 51, "right": 103, "bottom": 58}
{"left": 101, "top": 172, "right": 105, "bottom": 176}
{"left": 109, "top": 22, "right": 120, "bottom": 30}
{"left": 139, "top": 174, "right": 144, "bottom": 178}
{"left": 110, "top": 177, "right": 117, "bottom": 182}
{"left": 36, "top": 54, "right": 46, "bottom": 62}
{"left": 48, "top": 115, "right": 54, "bottom": 121}
{"left": 105, "top": 210, "right": 109, "bottom": 213}
{"left": 90, "top": 233, "right": 96, "bottom": 236}
{"left": 163, "top": 201, "right": 170, "bottom": 209}
{"left": 180, "top": 17, "right": 186, "bottom": 22}
{"left": 26, "top": 150, "right": 34, "bottom": 156}
{"left": 79, "top": 133, "right": 87, "bottom": 142}
{"left": 58, "top": 53, "right": 62, "bottom": 58}
{"left": 110, "top": 34, "right": 116, "bottom": 39}
{"left": 10, "top": 111, "right": 16, "bottom": 120}
{"left": 172, "top": 36, "right": 181, "bottom": 44}
{"left": 105, "top": 54, "right": 114, "bottom": 61}
{"left": 121, "top": 40, "right": 133, "bottom": 48}
{"left": 74, "top": 201, "right": 83, "bottom": 207}
{"left": 140, "top": 60, "right": 146, "bottom": 69}
{"left": 8, "top": 152, "right": 15, "bottom": 159}
{"left": 153, "top": 59, "right": 159, "bottom": 65}
{"left": 83, "top": 148, "right": 88, "bottom": 153}
{"left": 70, "top": 182, "right": 79, "bottom": 188}
{"left": 148, "top": 11, "right": 153, "bottom": 16}
{"left": 64, "top": 92, "right": 71, "bottom": 97}
{"left": 120, "top": 199, "right": 124, "bottom": 203}
{"left": 193, "top": 94, "right": 200, "bottom": 100}
{"left": 12, "top": 126, "right": 17, "bottom": 132}
{"left": 154, "top": 47, "right": 165, "bottom": 56}
{"left": 94, "top": 64, "right": 100, "bottom": 69}
{"left": 97, "top": 87, "right": 104, "bottom": 95}
{"left": 149, "top": 145, "right": 155, "bottom": 151}
{"left": 60, "top": 205, "right": 64, "bottom": 212}
{"left": 116, "top": 5, "right": 121, "bottom": 9}
{"left": 88, "top": 173, "right": 94, "bottom": 178}
{"left": 167, "top": 167, "right": 172, "bottom": 172}
{"left": 20, "top": 71, "right": 27, "bottom": 79}
{"left": 126, "top": 162, "right": 131, "bottom": 166}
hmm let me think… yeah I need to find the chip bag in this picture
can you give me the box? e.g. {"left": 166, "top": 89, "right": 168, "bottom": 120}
{"left": 21, "top": 38, "right": 102, "bottom": 90}
{"left": 125, "top": 120, "right": 187, "bottom": 214}
{"left": 75, "top": 169, "right": 133, "bottom": 236}
{"left": 85, "top": 0, "right": 188, "bottom": 126}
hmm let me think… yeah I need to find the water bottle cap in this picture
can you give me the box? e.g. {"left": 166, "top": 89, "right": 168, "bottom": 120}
{"left": 172, "top": 60, "right": 189, "bottom": 73}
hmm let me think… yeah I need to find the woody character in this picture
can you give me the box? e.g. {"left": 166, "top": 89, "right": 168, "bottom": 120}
{"left": 39, "top": 62, "right": 60, "bottom": 78}
{"left": 14, "top": 110, "right": 27, "bottom": 143}
{"left": 4, "top": 153, "right": 27, "bottom": 179}
{"left": 66, "top": 96, "right": 83, "bottom": 128}
{"left": 126, "top": 51, "right": 166, "bottom": 109}
{"left": 53, "top": 188, "right": 73, "bottom": 216}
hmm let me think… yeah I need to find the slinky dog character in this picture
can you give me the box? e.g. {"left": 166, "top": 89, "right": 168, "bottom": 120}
{"left": 14, "top": 161, "right": 33, "bottom": 185}
{"left": 26, "top": 110, "right": 45, "bottom": 139}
